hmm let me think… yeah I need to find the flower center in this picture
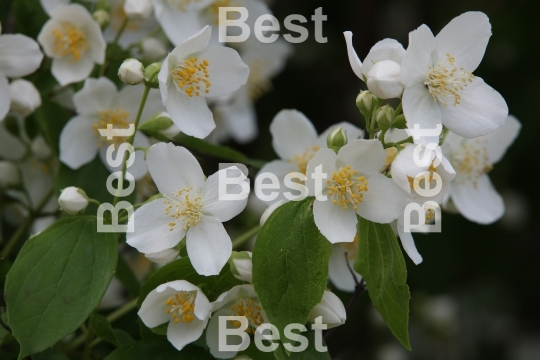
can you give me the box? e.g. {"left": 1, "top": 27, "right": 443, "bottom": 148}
{"left": 207, "top": 0, "right": 239, "bottom": 24}
{"left": 247, "top": 60, "right": 272, "bottom": 100}
{"left": 165, "top": 291, "right": 197, "bottom": 324}
{"left": 93, "top": 108, "right": 131, "bottom": 146}
{"left": 327, "top": 166, "right": 369, "bottom": 211}
{"left": 228, "top": 298, "right": 265, "bottom": 333}
{"left": 52, "top": 22, "right": 89, "bottom": 62}
{"left": 172, "top": 58, "right": 211, "bottom": 97}
{"left": 289, "top": 146, "right": 320, "bottom": 175}
{"left": 164, "top": 187, "right": 203, "bottom": 232}
{"left": 451, "top": 140, "right": 492, "bottom": 188}
{"left": 425, "top": 53, "right": 474, "bottom": 106}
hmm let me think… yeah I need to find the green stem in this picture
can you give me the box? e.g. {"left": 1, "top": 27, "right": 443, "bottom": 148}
{"left": 232, "top": 225, "right": 261, "bottom": 249}
{"left": 0, "top": 188, "right": 54, "bottom": 259}
{"left": 394, "top": 100, "right": 402, "bottom": 115}
{"left": 99, "top": 18, "right": 129, "bottom": 77}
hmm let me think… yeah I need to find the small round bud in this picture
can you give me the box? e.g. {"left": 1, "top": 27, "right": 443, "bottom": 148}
{"left": 141, "top": 37, "right": 167, "bottom": 61}
{"left": 144, "top": 62, "right": 162, "bottom": 88}
{"left": 58, "top": 187, "right": 89, "bottom": 215}
{"left": 124, "top": 0, "right": 152, "bottom": 21}
{"left": 94, "top": 0, "right": 110, "bottom": 11}
{"left": 118, "top": 59, "right": 144, "bottom": 85}
{"left": 366, "top": 60, "right": 404, "bottom": 99}
{"left": 308, "top": 290, "right": 347, "bottom": 329}
{"left": 391, "top": 114, "right": 407, "bottom": 129}
{"left": 375, "top": 105, "right": 394, "bottom": 131}
{"left": 327, "top": 126, "right": 348, "bottom": 153}
{"left": 356, "top": 90, "right": 377, "bottom": 117}
{"left": 93, "top": 9, "right": 110, "bottom": 28}
{"left": 139, "top": 111, "right": 180, "bottom": 140}
{"left": 0, "top": 161, "right": 20, "bottom": 189}
{"left": 228, "top": 251, "right": 253, "bottom": 283}
{"left": 9, "top": 79, "right": 41, "bottom": 117}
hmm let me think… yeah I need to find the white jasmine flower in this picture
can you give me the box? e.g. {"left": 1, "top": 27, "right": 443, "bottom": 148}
{"left": 206, "top": 284, "right": 267, "bottom": 359}
{"left": 38, "top": 4, "right": 106, "bottom": 85}
{"left": 306, "top": 139, "right": 406, "bottom": 244}
{"left": 0, "top": 28, "right": 43, "bottom": 120}
{"left": 141, "top": 37, "right": 168, "bottom": 61}
{"left": 9, "top": 79, "right": 42, "bottom": 117}
{"left": 443, "top": 115, "right": 521, "bottom": 224}
{"left": 344, "top": 32, "right": 406, "bottom": 99}
{"left": 158, "top": 26, "right": 249, "bottom": 139}
{"left": 126, "top": 142, "right": 249, "bottom": 276}
{"left": 329, "top": 234, "right": 363, "bottom": 292}
{"left": 0, "top": 161, "right": 20, "bottom": 189}
{"left": 118, "top": 58, "right": 145, "bottom": 85}
{"left": 59, "top": 77, "right": 164, "bottom": 179}
{"left": 138, "top": 280, "right": 211, "bottom": 351}
{"left": 307, "top": 290, "right": 347, "bottom": 329}
{"left": 124, "top": 0, "right": 153, "bottom": 21}
{"left": 401, "top": 12, "right": 508, "bottom": 142}
{"left": 58, "top": 186, "right": 89, "bottom": 215}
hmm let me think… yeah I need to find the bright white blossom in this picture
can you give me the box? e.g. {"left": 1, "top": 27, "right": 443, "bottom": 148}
{"left": 118, "top": 58, "right": 145, "bottom": 85}
{"left": 0, "top": 161, "right": 20, "bottom": 189}
{"left": 126, "top": 142, "right": 249, "bottom": 276}
{"left": 9, "top": 79, "right": 42, "bottom": 117}
{"left": 306, "top": 139, "right": 406, "bottom": 244}
{"left": 59, "top": 77, "right": 163, "bottom": 179}
{"left": 443, "top": 115, "right": 521, "bottom": 224}
{"left": 138, "top": 280, "right": 211, "bottom": 351}
{"left": 158, "top": 26, "right": 249, "bottom": 139}
{"left": 329, "top": 235, "right": 363, "bottom": 292}
{"left": 38, "top": 4, "right": 106, "bottom": 85}
{"left": 401, "top": 12, "right": 508, "bottom": 143}
{"left": 124, "top": 0, "right": 153, "bottom": 21}
{"left": 58, "top": 186, "right": 89, "bottom": 215}
{"left": 307, "top": 290, "right": 347, "bottom": 328}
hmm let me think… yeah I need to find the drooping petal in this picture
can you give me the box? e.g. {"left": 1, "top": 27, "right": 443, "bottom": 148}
{"left": 59, "top": 115, "right": 100, "bottom": 169}
{"left": 126, "top": 199, "right": 187, "bottom": 253}
{"left": 328, "top": 243, "right": 361, "bottom": 292}
{"left": 186, "top": 216, "right": 232, "bottom": 276}
{"left": 201, "top": 46, "right": 249, "bottom": 98}
{"left": 167, "top": 314, "right": 208, "bottom": 351}
{"left": 0, "top": 73, "right": 9, "bottom": 120}
{"left": 440, "top": 77, "right": 507, "bottom": 139}
{"left": 337, "top": 139, "right": 387, "bottom": 174}
{"left": 201, "top": 167, "right": 249, "bottom": 222}
{"left": 305, "top": 148, "right": 338, "bottom": 197}
{"left": 313, "top": 199, "right": 357, "bottom": 244}
{"left": 51, "top": 54, "right": 95, "bottom": 86}
{"left": 0, "top": 34, "right": 43, "bottom": 78}
{"left": 138, "top": 285, "right": 177, "bottom": 328}
{"left": 449, "top": 174, "right": 504, "bottom": 224}
{"left": 343, "top": 31, "right": 364, "bottom": 80}
{"left": 484, "top": 115, "right": 521, "bottom": 164}
{"left": 434, "top": 11, "right": 491, "bottom": 72}
{"left": 73, "top": 77, "right": 117, "bottom": 115}
{"left": 402, "top": 83, "right": 442, "bottom": 146}
{"left": 356, "top": 173, "right": 406, "bottom": 224}
{"left": 270, "top": 109, "right": 319, "bottom": 160}
{"left": 146, "top": 142, "right": 205, "bottom": 195}
{"left": 362, "top": 38, "right": 406, "bottom": 77}
{"left": 401, "top": 24, "right": 435, "bottom": 86}
{"left": 396, "top": 219, "right": 423, "bottom": 265}
{"left": 153, "top": 0, "right": 205, "bottom": 46}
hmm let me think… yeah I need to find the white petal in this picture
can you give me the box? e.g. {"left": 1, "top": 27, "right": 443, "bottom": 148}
{"left": 169, "top": 25, "right": 211, "bottom": 61}
{"left": 158, "top": 55, "right": 170, "bottom": 104}
{"left": 356, "top": 173, "right": 406, "bottom": 224}
{"left": 449, "top": 175, "right": 504, "bottom": 224}
{"left": 337, "top": 139, "right": 387, "bottom": 174}
{"left": 305, "top": 148, "right": 337, "bottom": 197}
{"left": 362, "top": 38, "right": 406, "bottom": 77}
{"left": 40, "top": 0, "right": 69, "bottom": 15}
{"left": 186, "top": 216, "right": 232, "bottom": 276}
{"left": 313, "top": 199, "right": 357, "bottom": 244}
{"left": 435, "top": 11, "right": 491, "bottom": 72}
{"left": 98, "top": 132, "right": 149, "bottom": 180}
{"left": 146, "top": 142, "right": 205, "bottom": 195}
{"left": 396, "top": 219, "right": 423, "bottom": 265}
{"left": 206, "top": 308, "right": 241, "bottom": 359}
{"left": 158, "top": 280, "right": 211, "bottom": 320}
{"left": 138, "top": 286, "right": 177, "bottom": 328}
{"left": 390, "top": 143, "right": 429, "bottom": 194}
{"left": 167, "top": 315, "right": 207, "bottom": 351}
{"left": 440, "top": 77, "right": 507, "bottom": 139}
{"left": 215, "top": 88, "right": 257, "bottom": 144}
{"left": 485, "top": 115, "right": 521, "bottom": 164}
{"left": 343, "top": 31, "right": 364, "bottom": 80}
{"left": 153, "top": 0, "right": 205, "bottom": 46}
{"left": 256, "top": 160, "right": 299, "bottom": 204}
{"left": 73, "top": 77, "right": 117, "bottom": 115}
{"left": 51, "top": 55, "right": 95, "bottom": 86}
{"left": 126, "top": 199, "right": 187, "bottom": 253}
{"left": 401, "top": 24, "right": 435, "bottom": 86}
{"left": 0, "top": 34, "right": 43, "bottom": 77}
{"left": 165, "top": 84, "right": 215, "bottom": 139}
{"left": 145, "top": 248, "right": 179, "bottom": 266}
{"left": 59, "top": 115, "right": 100, "bottom": 169}
{"left": 211, "top": 284, "right": 257, "bottom": 312}
{"left": 202, "top": 46, "right": 249, "bottom": 98}
{"left": 201, "top": 167, "right": 249, "bottom": 222}
{"left": 329, "top": 243, "right": 361, "bottom": 292}
{"left": 402, "top": 83, "right": 442, "bottom": 146}
{"left": 0, "top": 73, "right": 9, "bottom": 120}
{"left": 270, "top": 109, "right": 319, "bottom": 160}
{"left": 308, "top": 290, "right": 346, "bottom": 328}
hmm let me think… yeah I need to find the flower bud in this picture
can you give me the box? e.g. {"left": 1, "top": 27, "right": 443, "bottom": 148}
{"left": 375, "top": 105, "right": 394, "bottom": 131}
{"left": 141, "top": 37, "right": 167, "bottom": 61}
{"left": 308, "top": 290, "right": 346, "bottom": 328}
{"left": 9, "top": 79, "right": 41, "bottom": 117}
{"left": 58, "top": 187, "right": 89, "bottom": 215}
{"left": 145, "top": 248, "right": 180, "bottom": 266}
{"left": 0, "top": 161, "right": 20, "bottom": 189}
{"left": 118, "top": 59, "right": 144, "bottom": 85}
{"left": 31, "top": 136, "right": 52, "bottom": 160}
{"left": 260, "top": 199, "right": 286, "bottom": 226}
{"left": 123, "top": 0, "right": 152, "bottom": 21}
{"left": 93, "top": 9, "right": 110, "bottom": 28}
{"left": 326, "top": 126, "right": 348, "bottom": 153}
{"left": 391, "top": 114, "right": 406, "bottom": 129}
{"left": 228, "top": 251, "right": 253, "bottom": 283}
{"left": 94, "top": 0, "right": 110, "bottom": 12}
{"left": 356, "top": 90, "right": 377, "bottom": 117}
{"left": 144, "top": 62, "right": 162, "bottom": 88}
{"left": 366, "top": 60, "right": 404, "bottom": 99}
{"left": 138, "top": 111, "right": 180, "bottom": 140}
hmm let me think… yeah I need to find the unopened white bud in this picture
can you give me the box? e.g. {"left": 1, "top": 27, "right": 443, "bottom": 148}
{"left": 356, "top": 90, "right": 376, "bottom": 117}
{"left": 375, "top": 105, "right": 394, "bottom": 130}
{"left": 9, "top": 79, "right": 41, "bottom": 117}
{"left": 0, "top": 161, "right": 20, "bottom": 188}
{"left": 145, "top": 248, "right": 180, "bottom": 266}
{"left": 260, "top": 199, "right": 286, "bottom": 226}
{"left": 327, "top": 126, "right": 348, "bottom": 153}
{"left": 93, "top": 9, "right": 110, "bottom": 28}
{"left": 118, "top": 59, "right": 144, "bottom": 85}
{"left": 366, "top": 60, "right": 404, "bottom": 99}
{"left": 229, "top": 251, "right": 253, "bottom": 282}
{"left": 308, "top": 290, "right": 347, "bottom": 328}
{"left": 141, "top": 37, "right": 167, "bottom": 61}
{"left": 58, "top": 187, "right": 89, "bottom": 215}
{"left": 123, "top": 0, "right": 152, "bottom": 21}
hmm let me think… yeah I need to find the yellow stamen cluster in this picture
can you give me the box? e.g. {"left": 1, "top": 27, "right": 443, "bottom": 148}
{"left": 165, "top": 291, "right": 197, "bottom": 324}
{"left": 93, "top": 108, "right": 131, "bottom": 146}
{"left": 425, "top": 53, "right": 474, "bottom": 106}
{"left": 452, "top": 140, "right": 492, "bottom": 188}
{"left": 247, "top": 60, "right": 272, "bottom": 100}
{"left": 228, "top": 298, "right": 265, "bottom": 333}
{"left": 208, "top": 0, "right": 237, "bottom": 24}
{"left": 172, "top": 58, "right": 211, "bottom": 97}
{"left": 289, "top": 146, "right": 320, "bottom": 175}
{"left": 52, "top": 22, "right": 89, "bottom": 62}
{"left": 327, "top": 166, "right": 369, "bottom": 211}
{"left": 164, "top": 187, "right": 203, "bottom": 231}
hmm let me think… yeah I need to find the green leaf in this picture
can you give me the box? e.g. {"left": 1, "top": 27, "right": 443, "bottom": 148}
{"left": 354, "top": 217, "right": 411, "bottom": 350}
{"left": 90, "top": 314, "right": 134, "bottom": 347}
{"left": 32, "top": 99, "right": 71, "bottom": 156}
{"left": 104, "top": 340, "right": 212, "bottom": 360}
{"left": 252, "top": 198, "right": 332, "bottom": 342}
{"left": 173, "top": 133, "right": 266, "bottom": 169}
{"left": 4, "top": 216, "right": 118, "bottom": 358}
{"left": 31, "top": 347, "right": 69, "bottom": 360}
{"left": 115, "top": 253, "right": 140, "bottom": 298}
{"left": 273, "top": 330, "right": 331, "bottom": 360}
